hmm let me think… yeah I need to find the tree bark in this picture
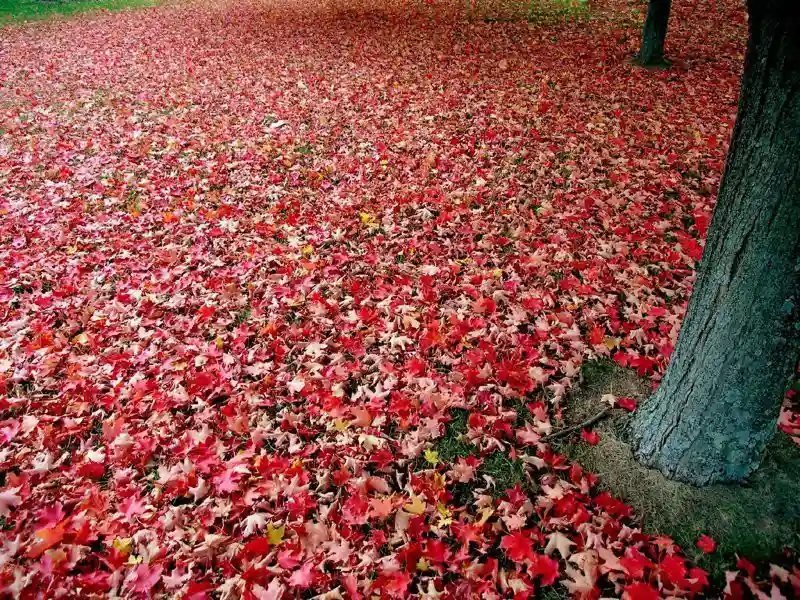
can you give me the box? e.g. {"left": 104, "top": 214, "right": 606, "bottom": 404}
{"left": 631, "top": 0, "right": 800, "bottom": 486}
{"left": 637, "top": 0, "right": 671, "bottom": 66}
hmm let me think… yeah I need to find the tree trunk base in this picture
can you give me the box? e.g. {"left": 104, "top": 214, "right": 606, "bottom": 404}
{"left": 636, "top": 0, "right": 671, "bottom": 69}
{"left": 555, "top": 360, "right": 800, "bottom": 583}
{"left": 630, "top": 0, "right": 800, "bottom": 486}
{"left": 630, "top": 387, "right": 776, "bottom": 486}
{"left": 632, "top": 54, "right": 672, "bottom": 69}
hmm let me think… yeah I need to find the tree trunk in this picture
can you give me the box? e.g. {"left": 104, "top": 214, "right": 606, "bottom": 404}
{"left": 630, "top": 0, "right": 800, "bottom": 486}
{"left": 637, "top": 0, "right": 671, "bottom": 66}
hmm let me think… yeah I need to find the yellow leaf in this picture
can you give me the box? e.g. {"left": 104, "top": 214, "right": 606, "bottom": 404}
{"left": 267, "top": 523, "right": 285, "bottom": 546}
{"left": 604, "top": 337, "right": 621, "bottom": 350}
{"left": 424, "top": 449, "right": 439, "bottom": 466}
{"left": 416, "top": 558, "right": 430, "bottom": 571}
{"left": 301, "top": 244, "right": 314, "bottom": 257}
{"left": 44, "top": 549, "right": 67, "bottom": 564}
{"left": 125, "top": 554, "right": 143, "bottom": 566}
{"left": 492, "top": 268, "right": 503, "bottom": 278}
{"left": 215, "top": 337, "right": 224, "bottom": 349}
{"left": 477, "top": 507, "right": 494, "bottom": 525}
{"left": 74, "top": 332, "right": 89, "bottom": 345}
{"left": 403, "top": 495, "right": 426, "bottom": 515}
{"left": 112, "top": 537, "right": 132, "bottom": 555}
{"left": 434, "top": 508, "right": 453, "bottom": 529}
{"left": 436, "top": 503, "right": 451, "bottom": 519}
{"left": 333, "top": 419, "right": 350, "bottom": 432}
{"left": 359, "top": 212, "right": 378, "bottom": 227}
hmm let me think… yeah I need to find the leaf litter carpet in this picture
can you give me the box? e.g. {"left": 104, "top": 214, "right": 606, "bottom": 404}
{"left": 0, "top": 0, "right": 798, "bottom": 597}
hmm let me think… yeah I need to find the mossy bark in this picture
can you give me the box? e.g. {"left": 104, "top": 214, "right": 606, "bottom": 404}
{"left": 631, "top": 0, "right": 800, "bottom": 486}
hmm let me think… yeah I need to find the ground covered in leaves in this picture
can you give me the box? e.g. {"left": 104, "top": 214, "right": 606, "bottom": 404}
{"left": 1, "top": 0, "right": 798, "bottom": 598}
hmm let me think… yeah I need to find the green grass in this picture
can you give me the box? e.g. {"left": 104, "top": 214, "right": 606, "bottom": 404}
{"left": 437, "top": 408, "right": 477, "bottom": 462}
{"left": 477, "top": 451, "right": 529, "bottom": 495}
{"left": 425, "top": 407, "right": 534, "bottom": 506}
{"left": 579, "top": 357, "right": 618, "bottom": 388}
{"left": 538, "top": 588, "right": 571, "bottom": 600}
{"left": 476, "top": 0, "right": 591, "bottom": 24}
{"left": 0, "top": 0, "right": 156, "bottom": 22}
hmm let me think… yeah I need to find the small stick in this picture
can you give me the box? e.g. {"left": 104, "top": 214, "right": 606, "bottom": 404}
{"left": 541, "top": 407, "right": 612, "bottom": 443}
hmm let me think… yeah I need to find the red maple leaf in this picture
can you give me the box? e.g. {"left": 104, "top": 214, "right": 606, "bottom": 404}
{"left": 736, "top": 556, "right": 756, "bottom": 576}
{"left": 242, "top": 537, "right": 271, "bottom": 557}
{"left": 500, "top": 531, "right": 534, "bottom": 562}
{"left": 341, "top": 491, "right": 369, "bottom": 525}
{"left": 696, "top": 534, "right": 717, "bottom": 554}
{"left": 659, "top": 554, "right": 687, "bottom": 585}
{"left": 188, "top": 371, "right": 215, "bottom": 393}
{"left": 453, "top": 522, "right": 484, "bottom": 546}
{"left": 531, "top": 554, "right": 559, "bottom": 586}
{"left": 624, "top": 582, "right": 660, "bottom": 600}
{"left": 620, "top": 548, "right": 653, "bottom": 579}
{"left": 581, "top": 429, "right": 600, "bottom": 445}
{"left": 375, "top": 570, "right": 412, "bottom": 598}
{"left": 185, "top": 581, "right": 215, "bottom": 600}
{"left": 497, "top": 356, "right": 534, "bottom": 394}
{"left": 77, "top": 461, "right": 106, "bottom": 480}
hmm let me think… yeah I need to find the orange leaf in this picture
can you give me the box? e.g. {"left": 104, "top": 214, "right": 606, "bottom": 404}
{"left": 350, "top": 408, "right": 372, "bottom": 428}
{"left": 26, "top": 521, "right": 66, "bottom": 558}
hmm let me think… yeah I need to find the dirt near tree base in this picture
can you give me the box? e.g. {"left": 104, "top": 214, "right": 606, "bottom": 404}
{"left": 555, "top": 359, "right": 800, "bottom": 582}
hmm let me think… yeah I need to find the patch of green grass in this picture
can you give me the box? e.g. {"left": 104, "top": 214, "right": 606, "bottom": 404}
{"left": 538, "top": 587, "right": 570, "bottom": 600}
{"left": 422, "top": 408, "right": 535, "bottom": 504}
{"left": 437, "top": 435, "right": 475, "bottom": 461}
{"left": 479, "top": 0, "right": 590, "bottom": 24}
{"left": 478, "top": 451, "right": 529, "bottom": 495}
{"left": 437, "top": 409, "right": 531, "bottom": 495}
{"left": 436, "top": 408, "right": 477, "bottom": 462}
{"left": 0, "top": 0, "right": 156, "bottom": 22}
{"left": 447, "top": 407, "right": 469, "bottom": 434}
{"left": 229, "top": 306, "right": 251, "bottom": 330}
{"left": 579, "top": 357, "right": 618, "bottom": 389}
{"left": 509, "top": 399, "right": 532, "bottom": 427}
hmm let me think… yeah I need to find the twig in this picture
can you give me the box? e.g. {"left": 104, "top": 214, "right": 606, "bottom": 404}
{"left": 541, "top": 407, "right": 612, "bottom": 443}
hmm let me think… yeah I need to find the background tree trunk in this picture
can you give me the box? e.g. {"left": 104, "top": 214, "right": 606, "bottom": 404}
{"left": 631, "top": 0, "right": 800, "bottom": 486}
{"left": 637, "top": 0, "right": 671, "bottom": 66}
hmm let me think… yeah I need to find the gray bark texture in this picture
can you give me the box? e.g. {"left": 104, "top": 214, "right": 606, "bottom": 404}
{"left": 631, "top": 0, "right": 800, "bottom": 486}
{"left": 638, "top": 0, "right": 671, "bottom": 66}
